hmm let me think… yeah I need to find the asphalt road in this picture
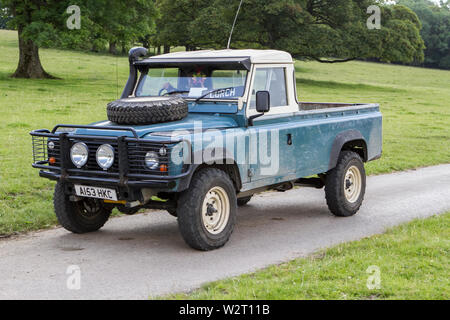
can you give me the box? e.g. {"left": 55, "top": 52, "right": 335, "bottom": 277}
{"left": 1, "top": 164, "right": 449, "bottom": 299}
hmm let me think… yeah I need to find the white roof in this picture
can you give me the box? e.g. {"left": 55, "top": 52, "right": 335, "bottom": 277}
{"left": 150, "top": 49, "right": 293, "bottom": 64}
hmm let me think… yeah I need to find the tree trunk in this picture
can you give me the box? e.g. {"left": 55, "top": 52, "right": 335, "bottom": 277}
{"left": 164, "top": 45, "right": 170, "bottom": 54}
{"left": 12, "top": 27, "right": 53, "bottom": 79}
{"left": 109, "top": 42, "right": 117, "bottom": 55}
{"left": 157, "top": 46, "right": 161, "bottom": 55}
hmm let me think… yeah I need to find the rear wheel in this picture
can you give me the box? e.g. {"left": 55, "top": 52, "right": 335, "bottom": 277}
{"left": 54, "top": 182, "right": 112, "bottom": 233}
{"left": 325, "top": 151, "right": 366, "bottom": 217}
{"left": 177, "top": 168, "right": 237, "bottom": 251}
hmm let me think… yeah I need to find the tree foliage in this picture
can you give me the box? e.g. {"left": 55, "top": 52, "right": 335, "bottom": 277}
{"left": 0, "top": 0, "right": 431, "bottom": 78}
{"left": 62, "top": 0, "right": 157, "bottom": 53}
{"left": 154, "top": 0, "right": 212, "bottom": 50}
{"left": 1, "top": 0, "right": 157, "bottom": 78}
{"left": 2, "top": 0, "right": 73, "bottom": 78}
{"left": 157, "top": 0, "right": 425, "bottom": 64}
{"left": 398, "top": 0, "right": 450, "bottom": 69}
{"left": 0, "top": 0, "right": 10, "bottom": 29}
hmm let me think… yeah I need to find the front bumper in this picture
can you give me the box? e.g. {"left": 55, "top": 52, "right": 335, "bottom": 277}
{"left": 31, "top": 125, "right": 193, "bottom": 198}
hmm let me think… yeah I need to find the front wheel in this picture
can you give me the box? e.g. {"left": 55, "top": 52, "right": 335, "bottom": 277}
{"left": 325, "top": 151, "right": 366, "bottom": 217}
{"left": 176, "top": 168, "right": 237, "bottom": 251}
{"left": 54, "top": 182, "right": 112, "bottom": 233}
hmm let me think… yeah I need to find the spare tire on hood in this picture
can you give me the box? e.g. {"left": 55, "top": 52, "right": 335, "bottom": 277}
{"left": 107, "top": 96, "right": 188, "bottom": 125}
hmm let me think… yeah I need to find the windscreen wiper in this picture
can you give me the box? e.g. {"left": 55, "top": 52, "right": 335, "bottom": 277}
{"left": 163, "top": 90, "right": 190, "bottom": 96}
{"left": 194, "top": 87, "right": 235, "bottom": 103}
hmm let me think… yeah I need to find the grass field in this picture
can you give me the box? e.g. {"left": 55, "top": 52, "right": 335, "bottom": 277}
{"left": 167, "top": 213, "right": 450, "bottom": 300}
{"left": 0, "top": 29, "right": 449, "bottom": 235}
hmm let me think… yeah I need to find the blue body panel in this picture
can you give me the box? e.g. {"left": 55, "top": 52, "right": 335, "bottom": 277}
{"left": 76, "top": 111, "right": 239, "bottom": 138}
{"left": 240, "top": 106, "right": 382, "bottom": 191}
{"left": 76, "top": 102, "right": 382, "bottom": 193}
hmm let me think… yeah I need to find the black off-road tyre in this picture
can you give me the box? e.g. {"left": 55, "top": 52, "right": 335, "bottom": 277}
{"left": 54, "top": 182, "right": 112, "bottom": 234}
{"left": 237, "top": 196, "right": 252, "bottom": 206}
{"left": 107, "top": 96, "right": 188, "bottom": 125}
{"left": 325, "top": 151, "right": 366, "bottom": 217}
{"left": 177, "top": 168, "right": 237, "bottom": 251}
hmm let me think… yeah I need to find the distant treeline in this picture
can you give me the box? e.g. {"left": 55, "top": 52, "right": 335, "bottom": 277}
{"left": 1, "top": 0, "right": 449, "bottom": 79}
{"left": 399, "top": 0, "right": 450, "bottom": 70}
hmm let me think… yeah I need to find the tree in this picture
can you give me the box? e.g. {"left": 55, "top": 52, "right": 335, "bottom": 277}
{"left": 158, "top": 0, "right": 425, "bottom": 64}
{"left": 1, "top": 0, "right": 157, "bottom": 79}
{"left": 80, "top": 0, "right": 157, "bottom": 54}
{"left": 398, "top": 0, "right": 450, "bottom": 69}
{"left": 1, "top": 0, "right": 75, "bottom": 78}
{"left": 157, "top": 0, "right": 212, "bottom": 51}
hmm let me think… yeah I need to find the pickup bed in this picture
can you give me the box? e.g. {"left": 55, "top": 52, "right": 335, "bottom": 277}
{"left": 31, "top": 48, "right": 382, "bottom": 250}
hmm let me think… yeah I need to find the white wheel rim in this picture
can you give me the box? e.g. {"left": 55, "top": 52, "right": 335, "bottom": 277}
{"left": 201, "top": 186, "right": 230, "bottom": 235}
{"left": 344, "top": 165, "right": 362, "bottom": 203}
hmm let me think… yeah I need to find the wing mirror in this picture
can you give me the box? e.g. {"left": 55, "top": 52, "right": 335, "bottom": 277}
{"left": 256, "top": 91, "right": 271, "bottom": 113}
{"left": 249, "top": 91, "right": 270, "bottom": 126}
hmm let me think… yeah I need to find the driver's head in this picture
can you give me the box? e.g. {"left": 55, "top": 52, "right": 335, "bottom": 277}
{"left": 190, "top": 67, "right": 207, "bottom": 88}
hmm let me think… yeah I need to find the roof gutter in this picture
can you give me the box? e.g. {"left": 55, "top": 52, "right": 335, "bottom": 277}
{"left": 135, "top": 57, "right": 252, "bottom": 71}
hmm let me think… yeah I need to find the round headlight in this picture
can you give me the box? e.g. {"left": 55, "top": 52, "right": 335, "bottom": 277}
{"left": 145, "top": 151, "right": 159, "bottom": 170}
{"left": 70, "top": 142, "right": 88, "bottom": 168}
{"left": 48, "top": 141, "right": 55, "bottom": 150}
{"left": 96, "top": 144, "right": 115, "bottom": 170}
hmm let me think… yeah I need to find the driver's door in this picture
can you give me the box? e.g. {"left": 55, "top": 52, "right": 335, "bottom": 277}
{"left": 246, "top": 65, "right": 297, "bottom": 182}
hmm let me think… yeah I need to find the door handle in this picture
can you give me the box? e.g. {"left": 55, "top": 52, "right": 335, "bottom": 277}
{"left": 287, "top": 134, "right": 292, "bottom": 146}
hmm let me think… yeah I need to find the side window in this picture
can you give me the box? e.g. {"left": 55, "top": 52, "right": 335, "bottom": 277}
{"left": 250, "top": 67, "right": 287, "bottom": 108}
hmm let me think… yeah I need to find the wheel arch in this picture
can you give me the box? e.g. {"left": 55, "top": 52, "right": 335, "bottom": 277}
{"left": 179, "top": 159, "right": 242, "bottom": 193}
{"left": 329, "top": 130, "right": 368, "bottom": 171}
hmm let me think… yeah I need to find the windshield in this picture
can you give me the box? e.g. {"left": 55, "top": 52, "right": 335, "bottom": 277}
{"left": 135, "top": 67, "right": 248, "bottom": 100}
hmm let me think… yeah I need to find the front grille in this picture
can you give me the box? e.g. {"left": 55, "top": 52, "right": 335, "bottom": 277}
{"left": 32, "top": 135, "right": 48, "bottom": 164}
{"left": 32, "top": 136, "right": 61, "bottom": 165}
{"left": 127, "top": 142, "right": 171, "bottom": 175}
{"left": 33, "top": 136, "right": 172, "bottom": 176}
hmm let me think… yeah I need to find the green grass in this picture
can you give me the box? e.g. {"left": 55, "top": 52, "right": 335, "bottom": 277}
{"left": 0, "top": 29, "right": 449, "bottom": 235}
{"left": 167, "top": 213, "right": 450, "bottom": 300}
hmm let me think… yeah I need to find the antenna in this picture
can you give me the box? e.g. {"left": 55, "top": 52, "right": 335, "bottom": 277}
{"left": 227, "top": 0, "right": 244, "bottom": 49}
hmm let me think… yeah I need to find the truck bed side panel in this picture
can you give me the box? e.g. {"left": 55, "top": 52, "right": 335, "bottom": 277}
{"left": 240, "top": 104, "right": 382, "bottom": 192}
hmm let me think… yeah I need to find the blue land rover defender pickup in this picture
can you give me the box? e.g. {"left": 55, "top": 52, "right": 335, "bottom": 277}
{"left": 31, "top": 48, "right": 382, "bottom": 250}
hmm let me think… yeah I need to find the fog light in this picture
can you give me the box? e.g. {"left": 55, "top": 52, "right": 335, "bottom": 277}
{"left": 96, "top": 144, "right": 115, "bottom": 170}
{"left": 70, "top": 142, "right": 88, "bottom": 168}
{"left": 145, "top": 151, "right": 159, "bottom": 170}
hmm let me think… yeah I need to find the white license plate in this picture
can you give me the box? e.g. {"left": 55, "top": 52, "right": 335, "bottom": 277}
{"left": 74, "top": 185, "right": 118, "bottom": 201}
